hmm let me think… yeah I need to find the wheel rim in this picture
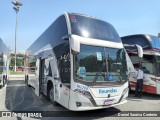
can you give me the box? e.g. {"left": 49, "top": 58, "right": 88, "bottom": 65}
{"left": 49, "top": 88, "right": 54, "bottom": 101}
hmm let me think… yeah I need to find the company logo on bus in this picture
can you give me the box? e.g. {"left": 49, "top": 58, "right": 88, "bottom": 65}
{"left": 99, "top": 88, "right": 117, "bottom": 94}
{"left": 70, "top": 15, "right": 76, "bottom": 22}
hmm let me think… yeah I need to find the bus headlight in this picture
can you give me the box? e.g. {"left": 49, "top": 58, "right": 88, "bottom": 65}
{"left": 74, "top": 89, "right": 93, "bottom": 100}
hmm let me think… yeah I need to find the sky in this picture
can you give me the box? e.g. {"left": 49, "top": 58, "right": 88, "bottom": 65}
{"left": 0, "top": 0, "right": 160, "bottom": 52}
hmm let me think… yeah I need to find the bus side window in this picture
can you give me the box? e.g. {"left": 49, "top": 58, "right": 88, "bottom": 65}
{"left": 59, "top": 50, "right": 70, "bottom": 83}
{"left": 48, "top": 63, "right": 52, "bottom": 76}
{"left": 42, "top": 58, "right": 52, "bottom": 77}
{"left": 141, "top": 61, "right": 154, "bottom": 74}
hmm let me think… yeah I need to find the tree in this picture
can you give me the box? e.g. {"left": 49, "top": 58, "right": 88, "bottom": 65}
{"left": 10, "top": 53, "right": 24, "bottom": 67}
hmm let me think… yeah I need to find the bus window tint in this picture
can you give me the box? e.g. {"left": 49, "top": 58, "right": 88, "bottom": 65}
{"left": 141, "top": 55, "right": 155, "bottom": 74}
{"left": 58, "top": 44, "right": 70, "bottom": 83}
{"left": 74, "top": 45, "right": 105, "bottom": 81}
{"left": 74, "top": 45, "right": 127, "bottom": 83}
{"left": 155, "top": 56, "right": 160, "bottom": 76}
{"left": 69, "top": 14, "right": 121, "bottom": 42}
{"left": 150, "top": 36, "right": 160, "bottom": 50}
{"left": 29, "top": 62, "right": 36, "bottom": 74}
{"left": 41, "top": 58, "right": 52, "bottom": 77}
{"left": 121, "top": 36, "right": 151, "bottom": 49}
{"left": 106, "top": 48, "right": 127, "bottom": 80}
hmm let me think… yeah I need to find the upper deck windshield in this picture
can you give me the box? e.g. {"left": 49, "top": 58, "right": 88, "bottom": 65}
{"left": 121, "top": 36, "right": 151, "bottom": 50}
{"left": 69, "top": 14, "right": 121, "bottom": 43}
{"left": 73, "top": 45, "right": 127, "bottom": 85}
{"left": 149, "top": 36, "right": 160, "bottom": 50}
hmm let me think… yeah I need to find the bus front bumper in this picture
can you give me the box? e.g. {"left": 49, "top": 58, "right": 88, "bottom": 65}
{"left": 68, "top": 90, "right": 128, "bottom": 111}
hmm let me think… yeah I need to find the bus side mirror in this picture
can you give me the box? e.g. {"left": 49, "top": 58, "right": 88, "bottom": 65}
{"left": 135, "top": 45, "right": 143, "bottom": 58}
{"left": 70, "top": 38, "right": 80, "bottom": 54}
{"left": 62, "top": 34, "right": 71, "bottom": 41}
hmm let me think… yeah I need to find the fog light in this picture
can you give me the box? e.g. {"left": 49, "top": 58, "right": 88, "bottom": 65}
{"left": 76, "top": 102, "right": 82, "bottom": 107}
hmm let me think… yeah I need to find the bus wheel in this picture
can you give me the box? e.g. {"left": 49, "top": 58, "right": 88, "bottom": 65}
{"left": 5, "top": 75, "right": 8, "bottom": 84}
{"left": 2, "top": 77, "right": 5, "bottom": 87}
{"left": 48, "top": 87, "right": 58, "bottom": 106}
{"left": 25, "top": 75, "right": 31, "bottom": 87}
{"left": 129, "top": 82, "right": 133, "bottom": 94}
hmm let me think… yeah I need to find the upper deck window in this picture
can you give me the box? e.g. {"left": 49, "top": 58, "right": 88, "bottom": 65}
{"left": 121, "top": 36, "right": 151, "bottom": 50}
{"left": 150, "top": 36, "right": 160, "bottom": 50}
{"left": 69, "top": 14, "right": 121, "bottom": 43}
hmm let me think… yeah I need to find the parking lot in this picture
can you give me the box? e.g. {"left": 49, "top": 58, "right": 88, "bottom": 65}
{"left": 0, "top": 75, "right": 160, "bottom": 120}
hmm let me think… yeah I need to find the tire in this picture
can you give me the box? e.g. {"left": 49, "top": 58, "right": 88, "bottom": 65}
{"left": 25, "top": 75, "right": 31, "bottom": 87}
{"left": 48, "top": 87, "right": 58, "bottom": 106}
{"left": 25, "top": 75, "right": 26, "bottom": 83}
{"left": 5, "top": 75, "right": 8, "bottom": 84}
{"left": 2, "top": 75, "right": 6, "bottom": 87}
{"left": 128, "top": 82, "right": 134, "bottom": 94}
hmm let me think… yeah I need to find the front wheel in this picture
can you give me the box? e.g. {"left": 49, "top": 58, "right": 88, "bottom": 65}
{"left": 48, "top": 87, "right": 58, "bottom": 106}
{"left": 2, "top": 75, "right": 6, "bottom": 87}
{"left": 25, "top": 75, "right": 31, "bottom": 87}
{"left": 128, "top": 82, "right": 134, "bottom": 94}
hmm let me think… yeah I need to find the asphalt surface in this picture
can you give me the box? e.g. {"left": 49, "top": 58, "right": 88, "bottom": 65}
{"left": 0, "top": 75, "right": 160, "bottom": 120}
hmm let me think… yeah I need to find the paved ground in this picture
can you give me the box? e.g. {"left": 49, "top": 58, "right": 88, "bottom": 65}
{"left": 0, "top": 75, "right": 160, "bottom": 120}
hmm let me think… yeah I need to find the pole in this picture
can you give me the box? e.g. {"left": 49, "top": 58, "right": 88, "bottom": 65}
{"left": 12, "top": 0, "right": 22, "bottom": 72}
{"left": 14, "top": 11, "right": 18, "bottom": 72}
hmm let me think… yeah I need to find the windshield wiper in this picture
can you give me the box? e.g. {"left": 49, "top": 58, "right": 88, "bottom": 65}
{"left": 93, "top": 72, "right": 106, "bottom": 84}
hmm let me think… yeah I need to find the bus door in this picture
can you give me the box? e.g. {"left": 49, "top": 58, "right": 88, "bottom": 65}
{"left": 155, "top": 60, "right": 160, "bottom": 94}
{"left": 50, "top": 56, "right": 70, "bottom": 108}
{"left": 156, "top": 78, "right": 160, "bottom": 94}
{"left": 141, "top": 60, "right": 157, "bottom": 94}
{"left": 53, "top": 46, "right": 70, "bottom": 108}
{"left": 35, "top": 58, "right": 45, "bottom": 96}
{"left": 35, "top": 59, "right": 40, "bottom": 96}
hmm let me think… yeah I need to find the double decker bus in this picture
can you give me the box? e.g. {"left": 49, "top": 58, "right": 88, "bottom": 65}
{"left": 122, "top": 34, "right": 160, "bottom": 95}
{"left": 0, "top": 38, "right": 10, "bottom": 88}
{"left": 25, "top": 13, "right": 132, "bottom": 111}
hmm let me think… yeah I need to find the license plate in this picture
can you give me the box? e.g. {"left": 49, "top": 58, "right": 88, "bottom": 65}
{"left": 104, "top": 99, "right": 114, "bottom": 105}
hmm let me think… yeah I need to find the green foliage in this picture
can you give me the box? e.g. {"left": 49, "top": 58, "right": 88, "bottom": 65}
{"left": 10, "top": 53, "right": 24, "bottom": 67}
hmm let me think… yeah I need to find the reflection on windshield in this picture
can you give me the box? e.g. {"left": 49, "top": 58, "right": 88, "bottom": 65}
{"left": 150, "top": 36, "right": 160, "bottom": 50}
{"left": 70, "top": 14, "right": 121, "bottom": 42}
{"left": 73, "top": 45, "right": 127, "bottom": 83}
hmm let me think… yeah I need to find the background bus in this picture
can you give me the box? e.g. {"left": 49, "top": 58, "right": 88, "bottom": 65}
{"left": 0, "top": 38, "right": 10, "bottom": 88}
{"left": 121, "top": 34, "right": 160, "bottom": 95}
{"left": 25, "top": 12, "right": 131, "bottom": 111}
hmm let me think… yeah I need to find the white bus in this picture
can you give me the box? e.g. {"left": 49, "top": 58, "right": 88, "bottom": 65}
{"left": 122, "top": 34, "right": 160, "bottom": 95}
{"left": 25, "top": 13, "right": 132, "bottom": 111}
{"left": 0, "top": 38, "right": 10, "bottom": 88}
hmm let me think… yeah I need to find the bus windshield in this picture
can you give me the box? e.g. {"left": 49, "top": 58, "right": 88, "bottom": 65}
{"left": 150, "top": 36, "right": 160, "bottom": 50}
{"left": 73, "top": 45, "right": 127, "bottom": 84}
{"left": 69, "top": 14, "right": 121, "bottom": 43}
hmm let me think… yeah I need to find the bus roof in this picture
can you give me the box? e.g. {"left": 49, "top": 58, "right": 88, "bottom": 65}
{"left": 26, "top": 12, "right": 121, "bottom": 55}
{"left": 121, "top": 34, "right": 160, "bottom": 50}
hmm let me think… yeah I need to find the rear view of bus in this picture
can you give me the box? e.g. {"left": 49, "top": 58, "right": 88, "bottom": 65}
{"left": 25, "top": 13, "right": 129, "bottom": 111}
